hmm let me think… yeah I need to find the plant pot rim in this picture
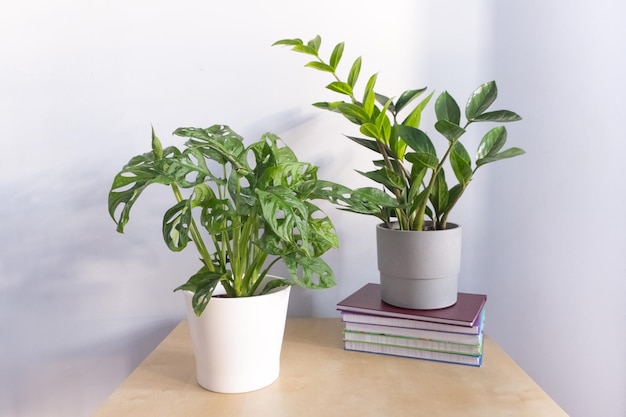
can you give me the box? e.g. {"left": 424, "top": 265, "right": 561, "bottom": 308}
{"left": 183, "top": 280, "right": 291, "bottom": 300}
{"left": 377, "top": 221, "right": 461, "bottom": 232}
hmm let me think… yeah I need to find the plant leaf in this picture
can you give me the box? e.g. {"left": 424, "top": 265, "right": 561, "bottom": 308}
{"left": 305, "top": 61, "right": 334, "bottom": 73}
{"left": 360, "top": 123, "right": 380, "bottom": 140}
{"left": 347, "top": 56, "right": 362, "bottom": 88}
{"left": 345, "top": 135, "right": 382, "bottom": 154}
{"left": 476, "top": 126, "right": 507, "bottom": 159}
{"left": 256, "top": 187, "right": 311, "bottom": 255}
{"left": 284, "top": 255, "right": 336, "bottom": 289}
{"left": 394, "top": 125, "right": 437, "bottom": 168}
{"left": 466, "top": 81, "right": 498, "bottom": 120}
{"left": 472, "top": 110, "right": 522, "bottom": 122}
{"left": 307, "top": 35, "right": 322, "bottom": 53}
{"left": 174, "top": 266, "right": 224, "bottom": 316}
{"left": 326, "top": 81, "right": 354, "bottom": 96}
{"left": 401, "top": 91, "right": 434, "bottom": 128}
{"left": 363, "top": 73, "right": 378, "bottom": 118}
{"left": 434, "top": 120, "right": 466, "bottom": 142}
{"left": 450, "top": 142, "right": 473, "bottom": 186}
{"left": 272, "top": 38, "right": 304, "bottom": 47}
{"left": 395, "top": 88, "right": 428, "bottom": 114}
{"left": 357, "top": 168, "right": 405, "bottom": 191}
{"left": 330, "top": 42, "right": 344, "bottom": 70}
{"left": 435, "top": 91, "right": 461, "bottom": 125}
{"left": 476, "top": 147, "right": 526, "bottom": 166}
{"left": 429, "top": 170, "right": 449, "bottom": 218}
{"left": 336, "top": 103, "right": 369, "bottom": 125}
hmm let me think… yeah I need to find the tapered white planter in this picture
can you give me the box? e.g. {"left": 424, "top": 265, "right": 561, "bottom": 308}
{"left": 182, "top": 282, "right": 291, "bottom": 393}
{"left": 377, "top": 222, "right": 461, "bottom": 310}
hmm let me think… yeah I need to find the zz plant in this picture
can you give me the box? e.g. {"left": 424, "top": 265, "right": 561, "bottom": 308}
{"left": 108, "top": 124, "right": 347, "bottom": 315}
{"left": 274, "top": 35, "right": 525, "bottom": 231}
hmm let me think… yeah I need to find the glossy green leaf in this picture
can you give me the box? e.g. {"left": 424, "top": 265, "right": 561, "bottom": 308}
{"left": 476, "top": 126, "right": 507, "bottom": 159}
{"left": 395, "top": 88, "right": 428, "bottom": 114}
{"left": 450, "top": 142, "right": 473, "bottom": 186}
{"left": 435, "top": 91, "right": 461, "bottom": 125}
{"left": 395, "top": 125, "right": 436, "bottom": 158}
{"left": 307, "top": 35, "right": 322, "bottom": 52}
{"left": 326, "top": 81, "right": 354, "bottom": 96}
{"left": 272, "top": 38, "right": 304, "bottom": 47}
{"left": 402, "top": 91, "right": 434, "bottom": 128}
{"left": 347, "top": 56, "right": 362, "bottom": 88}
{"left": 330, "top": 42, "right": 344, "bottom": 70}
{"left": 336, "top": 103, "right": 369, "bottom": 125}
{"left": 466, "top": 81, "right": 498, "bottom": 120}
{"left": 363, "top": 73, "right": 378, "bottom": 118}
{"left": 360, "top": 123, "right": 380, "bottom": 140}
{"left": 472, "top": 110, "right": 522, "bottom": 122}
{"left": 290, "top": 44, "right": 318, "bottom": 55}
{"left": 305, "top": 61, "right": 334, "bottom": 73}
{"left": 476, "top": 147, "right": 525, "bottom": 166}
{"left": 429, "top": 170, "right": 449, "bottom": 216}
{"left": 312, "top": 101, "right": 342, "bottom": 112}
{"left": 357, "top": 168, "right": 405, "bottom": 191}
{"left": 345, "top": 135, "right": 382, "bottom": 154}
{"left": 434, "top": 120, "right": 466, "bottom": 142}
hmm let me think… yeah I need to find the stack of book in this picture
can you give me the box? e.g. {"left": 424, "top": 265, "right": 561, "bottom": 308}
{"left": 336, "top": 283, "right": 487, "bottom": 367}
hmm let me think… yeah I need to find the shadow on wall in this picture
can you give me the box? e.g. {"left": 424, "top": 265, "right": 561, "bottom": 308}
{"left": 0, "top": 160, "right": 193, "bottom": 417}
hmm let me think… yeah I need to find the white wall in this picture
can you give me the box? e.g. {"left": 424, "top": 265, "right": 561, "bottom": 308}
{"left": 1, "top": 1, "right": 624, "bottom": 417}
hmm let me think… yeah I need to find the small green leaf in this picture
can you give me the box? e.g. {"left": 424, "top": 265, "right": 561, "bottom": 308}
{"left": 450, "top": 142, "right": 473, "bottom": 186}
{"left": 358, "top": 168, "right": 405, "bottom": 191}
{"left": 307, "top": 35, "right": 322, "bottom": 53}
{"left": 326, "top": 81, "right": 354, "bottom": 96}
{"left": 272, "top": 38, "right": 304, "bottom": 47}
{"left": 435, "top": 91, "right": 461, "bottom": 125}
{"left": 330, "top": 42, "right": 344, "bottom": 70}
{"left": 402, "top": 91, "right": 434, "bottom": 128}
{"left": 291, "top": 44, "right": 318, "bottom": 56}
{"left": 363, "top": 73, "right": 378, "bottom": 117}
{"left": 345, "top": 135, "right": 382, "bottom": 154}
{"left": 151, "top": 127, "right": 163, "bottom": 160}
{"left": 336, "top": 103, "right": 369, "bottom": 125}
{"left": 429, "top": 171, "right": 449, "bottom": 217}
{"left": 476, "top": 147, "right": 525, "bottom": 166}
{"left": 405, "top": 151, "right": 439, "bottom": 170}
{"left": 472, "top": 110, "right": 522, "bottom": 122}
{"left": 347, "top": 56, "right": 362, "bottom": 88}
{"left": 395, "top": 125, "right": 436, "bottom": 157}
{"left": 305, "top": 61, "right": 334, "bottom": 73}
{"left": 476, "top": 126, "right": 507, "bottom": 159}
{"left": 466, "top": 81, "right": 498, "bottom": 120}
{"left": 360, "top": 123, "right": 381, "bottom": 140}
{"left": 434, "top": 120, "right": 466, "bottom": 142}
{"left": 395, "top": 88, "right": 428, "bottom": 114}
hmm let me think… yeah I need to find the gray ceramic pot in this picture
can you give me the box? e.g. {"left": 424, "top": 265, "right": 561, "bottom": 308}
{"left": 376, "top": 222, "right": 461, "bottom": 309}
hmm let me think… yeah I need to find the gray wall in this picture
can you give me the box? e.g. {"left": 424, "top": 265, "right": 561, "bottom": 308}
{"left": 1, "top": 1, "right": 624, "bottom": 416}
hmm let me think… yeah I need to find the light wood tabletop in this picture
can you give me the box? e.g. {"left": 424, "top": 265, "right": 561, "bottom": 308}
{"left": 91, "top": 318, "right": 569, "bottom": 417}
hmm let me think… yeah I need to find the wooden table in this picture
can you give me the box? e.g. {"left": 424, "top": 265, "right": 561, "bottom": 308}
{"left": 91, "top": 318, "right": 569, "bottom": 417}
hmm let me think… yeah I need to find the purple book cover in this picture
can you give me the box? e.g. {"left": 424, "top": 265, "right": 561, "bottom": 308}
{"left": 337, "top": 283, "right": 486, "bottom": 327}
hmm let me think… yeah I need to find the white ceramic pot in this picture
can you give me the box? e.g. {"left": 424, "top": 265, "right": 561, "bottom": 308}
{"left": 377, "top": 222, "right": 461, "bottom": 310}
{"left": 182, "top": 281, "right": 291, "bottom": 393}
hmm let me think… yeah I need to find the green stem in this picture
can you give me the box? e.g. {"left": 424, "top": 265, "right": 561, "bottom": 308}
{"left": 170, "top": 184, "right": 214, "bottom": 271}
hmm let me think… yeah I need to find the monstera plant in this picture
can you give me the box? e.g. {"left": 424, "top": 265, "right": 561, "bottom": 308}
{"left": 108, "top": 124, "right": 348, "bottom": 316}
